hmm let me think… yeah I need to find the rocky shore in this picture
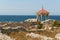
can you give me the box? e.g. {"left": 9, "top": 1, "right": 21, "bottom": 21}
{"left": 0, "top": 19, "right": 60, "bottom": 40}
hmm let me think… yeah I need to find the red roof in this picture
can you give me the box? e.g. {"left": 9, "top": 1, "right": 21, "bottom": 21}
{"left": 37, "top": 8, "right": 49, "bottom": 15}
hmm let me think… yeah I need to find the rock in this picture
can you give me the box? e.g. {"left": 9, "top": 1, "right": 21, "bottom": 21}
{"left": 25, "top": 19, "right": 37, "bottom": 22}
{"left": 0, "top": 33, "right": 14, "bottom": 40}
{"left": 26, "top": 32, "right": 54, "bottom": 40}
{"left": 55, "top": 33, "right": 60, "bottom": 40}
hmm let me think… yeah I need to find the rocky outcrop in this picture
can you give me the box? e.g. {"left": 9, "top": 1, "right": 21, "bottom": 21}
{"left": 26, "top": 32, "right": 54, "bottom": 40}
{"left": 25, "top": 19, "right": 37, "bottom": 22}
{"left": 0, "top": 33, "right": 14, "bottom": 40}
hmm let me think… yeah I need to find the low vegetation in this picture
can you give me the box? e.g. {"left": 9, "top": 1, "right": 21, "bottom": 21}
{"left": 53, "top": 21, "right": 60, "bottom": 27}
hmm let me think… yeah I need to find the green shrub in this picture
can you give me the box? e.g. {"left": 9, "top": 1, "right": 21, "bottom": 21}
{"left": 37, "top": 21, "right": 42, "bottom": 29}
{"left": 53, "top": 21, "right": 60, "bottom": 27}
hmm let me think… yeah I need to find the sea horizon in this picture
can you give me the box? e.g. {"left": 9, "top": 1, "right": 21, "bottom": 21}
{"left": 0, "top": 15, "right": 59, "bottom": 22}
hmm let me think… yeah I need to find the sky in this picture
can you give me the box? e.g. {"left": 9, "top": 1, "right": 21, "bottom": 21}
{"left": 0, "top": 0, "right": 60, "bottom": 15}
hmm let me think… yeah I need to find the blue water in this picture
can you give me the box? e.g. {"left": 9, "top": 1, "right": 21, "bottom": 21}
{"left": 0, "top": 15, "right": 60, "bottom": 22}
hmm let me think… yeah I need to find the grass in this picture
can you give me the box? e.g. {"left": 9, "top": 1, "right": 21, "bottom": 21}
{"left": 1, "top": 22, "right": 60, "bottom": 40}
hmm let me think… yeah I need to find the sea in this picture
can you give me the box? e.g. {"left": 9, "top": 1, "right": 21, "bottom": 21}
{"left": 0, "top": 15, "right": 60, "bottom": 22}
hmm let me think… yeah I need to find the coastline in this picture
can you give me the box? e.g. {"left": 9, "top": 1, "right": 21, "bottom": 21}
{"left": 0, "top": 16, "right": 60, "bottom": 40}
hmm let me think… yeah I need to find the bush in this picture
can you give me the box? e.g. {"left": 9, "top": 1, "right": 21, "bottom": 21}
{"left": 53, "top": 21, "right": 60, "bottom": 27}
{"left": 37, "top": 22, "right": 42, "bottom": 29}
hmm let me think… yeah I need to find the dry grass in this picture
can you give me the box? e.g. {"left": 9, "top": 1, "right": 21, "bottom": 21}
{"left": 9, "top": 31, "right": 27, "bottom": 40}
{"left": 8, "top": 31, "right": 42, "bottom": 40}
{"left": 0, "top": 22, "right": 60, "bottom": 40}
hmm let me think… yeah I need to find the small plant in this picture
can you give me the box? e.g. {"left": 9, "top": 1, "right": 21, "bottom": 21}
{"left": 53, "top": 21, "right": 60, "bottom": 27}
{"left": 37, "top": 21, "right": 42, "bottom": 29}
